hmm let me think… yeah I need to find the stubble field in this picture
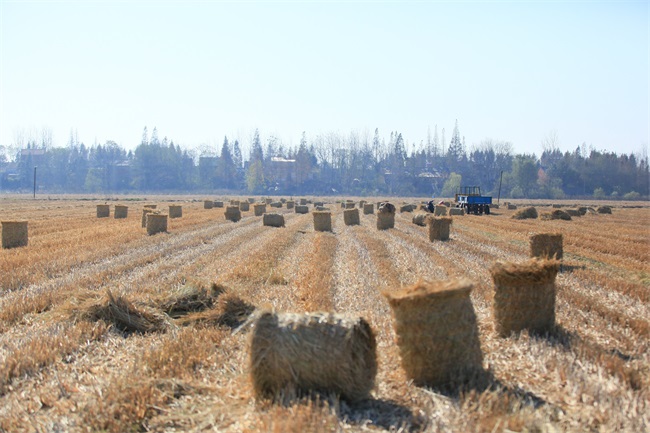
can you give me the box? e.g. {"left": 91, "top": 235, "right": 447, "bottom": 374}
{"left": 0, "top": 195, "right": 648, "bottom": 433}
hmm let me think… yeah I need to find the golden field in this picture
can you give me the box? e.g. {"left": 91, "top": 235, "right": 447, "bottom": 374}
{"left": 0, "top": 195, "right": 648, "bottom": 433}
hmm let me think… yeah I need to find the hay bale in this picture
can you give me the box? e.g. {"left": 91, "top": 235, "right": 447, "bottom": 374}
{"left": 313, "top": 211, "right": 332, "bottom": 232}
{"left": 142, "top": 209, "right": 154, "bottom": 228}
{"left": 343, "top": 208, "right": 360, "bottom": 226}
{"left": 213, "top": 201, "right": 224, "bottom": 208}
{"left": 512, "top": 207, "right": 538, "bottom": 220}
{"left": 315, "top": 206, "right": 330, "bottom": 211}
{"left": 225, "top": 206, "right": 242, "bottom": 222}
{"left": 434, "top": 205, "right": 448, "bottom": 216}
{"left": 597, "top": 206, "right": 612, "bottom": 214}
{"left": 265, "top": 198, "right": 273, "bottom": 205}
{"left": 552, "top": 204, "right": 562, "bottom": 209}
{"left": 449, "top": 207, "right": 464, "bottom": 216}
{"left": 295, "top": 205, "right": 309, "bottom": 214}
{"left": 70, "top": 289, "right": 171, "bottom": 334}
{"left": 2, "top": 221, "right": 28, "bottom": 249}
{"left": 204, "top": 200, "right": 214, "bottom": 209}
{"left": 263, "top": 213, "right": 285, "bottom": 228}
{"left": 254, "top": 203, "right": 267, "bottom": 216}
{"left": 345, "top": 202, "right": 356, "bottom": 209}
{"left": 565, "top": 209, "right": 581, "bottom": 217}
{"left": 146, "top": 214, "right": 168, "bottom": 235}
{"left": 96, "top": 204, "right": 110, "bottom": 218}
{"left": 248, "top": 198, "right": 256, "bottom": 203}
{"left": 157, "top": 282, "right": 226, "bottom": 318}
{"left": 577, "top": 207, "right": 588, "bottom": 215}
{"left": 490, "top": 260, "right": 559, "bottom": 337}
{"left": 270, "top": 202, "right": 282, "bottom": 208}
{"left": 314, "top": 201, "right": 324, "bottom": 207}
{"left": 300, "top": 198, "right": 307, "bottom": 205}
{"left": 399, "top": 204, "right": 415, "bottom": 213}
{"left": 377, "top": 202, "right": 396, "bottom": 230}
{"left": 249, "top": 311, "right": 377, "bottom": 401}
{"left": 239, "top": 202, "right": 250, "bottom": 212}
{"left": 341, "top": 202, "right": 346, "bottom": 209}
{"left": 530, "top": 233, "right": 563, "bottom": 260}
{"left": 359, "top": 200, "right": 366, "bottom": 208}
{"left": 280, "top": 198, "right": 287, "bottom": 204}
{"left": 113, "top": 205, "right": 128, "bottom": 219}
{"left": 168, "top": 205, "right": 182, "bottom": 219}
{"left": 286, "top": 201, "right": 295, "bottom": 209}
{"left": 143, "top": 204, "right": 157, "bottom": 210}
{"left": 412, "top": 213, "right": 429, "bottom": 227}
{"left": 428, "top": 217, "right": 452, "bottom": 241}
{"left": 491, "top": 204, "right": 500, "bottom": 209}
{"left": 507, "top": 204, "right": 517, "bottom": 210}
{"left": 383, "top": 279, "right": 483, "bottom": 387}
{"left": 363, "top": 203, "right": 374, "bottom": 215}
{"left": 230, "top": 200, "right": 241, "bottom": 206}
{"left": 540, "top": 209, "right": 572, "bottom": 221}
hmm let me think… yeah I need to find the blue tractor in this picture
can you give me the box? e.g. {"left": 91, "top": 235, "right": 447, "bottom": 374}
{"left": 455, "top": 186, "right": 492, "bottom": 215}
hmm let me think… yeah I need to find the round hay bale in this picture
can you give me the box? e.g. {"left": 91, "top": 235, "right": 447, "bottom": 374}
{"left": 204, "top": 200, "right": 214, "bottom": 209}
{"left": 565, "top": 209, "right": 581, "bottom": 217}
{"left": 597, "top": 206, "right": 612, "bottom": 214}
{"left": 254, "top": 203, "right": 267, "bottom": 216}
{"left": 512, "top": 207, "right": 538, "bottom": 220}
{"left": 2, "top": 221, "right": 28, "bottom": 249}
{"left": 363, "top": 203, "right": 374, "bottom": 214}
{"left": 490, "top": 260, "right": 559, "bottom": 337}
{"left": 300, "top": 198, "right": 307, "bottom": 205}
{"left": 295, "top": 205, "right": 309, "bottom": 214}
{"left": 449, "top": 207, "right": 464, "bottom": 216}
{"left": 114, "top": 205, "right": 128, "bottom": 219}
{"left": 530, "top": 233, "right": 563, "bottom": 260}
{"left": 542, "top": 209, "right": 572, "bottom": 220}
{"left": 428, "top": 216, "right": 452, "bottom": 241}
{"left": 313, "top": 211, "right": 332, "bottom": 232}
{"left": 286, "top": 201, "right": 295, "bottom": 209}
{"left": 507, "top": 204, "right": 517, "bottom": 210}
{"left": 213, "top": 201, "right": 224, "bottom": 208}
{"left": 412, "top": 213, "right": 429, "bottom": 227}
{"left": 383, "top": 279, "right": 483, "bottom": 387}
{"left": 96, "top": 204, "right": 110, "bottom": 218}
{"left": 143, "top": 204, "right": 157, "bottom": 209}
{"left": 343, "top": 208, "right": 360, "bottom": 226}
{"left": 249, "top": 311, "right": 377, "bottom": 401}
{"left": 146, "top": 214, "right": 168, "bottom": 235}
{"left": 142, "top": 209, "right": 154, "bottom": 227}
{"left": 263, "top": 213, "right": 285, "bottom": 228}
{"left": 434, "top": 205, "right": 448, "bottom": 216}
{"left": 168, "top": 205, "right": 182, "bottom": 219}
{"left": 225, "top": 206, "right": 242, "bottom": 222}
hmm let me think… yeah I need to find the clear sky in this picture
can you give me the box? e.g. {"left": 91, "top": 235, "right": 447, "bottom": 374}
{"left": 1, "top": 0, "right": 648, "bottom": 159}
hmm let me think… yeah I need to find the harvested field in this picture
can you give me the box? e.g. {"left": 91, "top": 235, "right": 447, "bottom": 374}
{"left": 0, "top": 195, "right": 648, "bottom": 433}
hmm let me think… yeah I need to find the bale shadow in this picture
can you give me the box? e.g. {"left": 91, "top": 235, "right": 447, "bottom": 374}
{"left": 560, "top": 263, "right": 587, "bottom": 273}
{"left": 340, "top": 397, "right": 426, "bottom": 432}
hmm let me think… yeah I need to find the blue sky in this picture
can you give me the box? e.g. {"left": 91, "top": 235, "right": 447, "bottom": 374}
{"left": 1, "top": 1, "right": 647, "bottom": 158}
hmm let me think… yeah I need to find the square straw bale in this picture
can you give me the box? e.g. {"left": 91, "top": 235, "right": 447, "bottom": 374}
{"left": 383, "top": 279, "right": 483, "bottom": 387}
{"left": 377, "top": 202, "right": 396, "bottom": 230}
{"left": 295, "top": 205, "right": 309, "bottom": 214}
{"left": 249, "top": 311, "right": 377, "bottom": 402}
{"left": 168, "top": 205, "right": 183, "bottom": 219}
{"left": 213, "top": 201, "right": 224, "bottom": 208}
{"left": 412, "top": 213, "right": 429, "bottom": 226}
{"left": 263, "top": 213, "right": 285, "bottom": 227}
{"left": 143, "top": 204, "right": 157, "bottom": 209}
{"left": 270, "top": 202, "right": 283, "bottom": 208}
{"left": 239, "top": 202, "right": 250, "bottom": 212}
{"left": 2, "top": 221, "right": 28, "bottom": 249}
{"left": 225, "top": 206, "right": 242, "bottom": 222}
{"left": 363, "top": 203, "right": 374, "bottom": 214}
{"left": 142, "top": 209, "right": 154, "bottom": 228}
{"left": 204, "top": 200, "right": 214, "bottom": 209}
{"left": 449, "top": 207, "right": 464, "bottom": 216}
{"left": 114, "top": 205, "right": 128, "bottom": 219}
{"left": 286, "top": 201, "right": 295, "bottom": 209}
{"left": 146, "top": 214, "right": 168, "bottom": 235}
{"left": 313, "top": 211, "right": 332, "bottom": 232}
{"left": 434, "top": 205, "right": 448, "bottom": 216}
{"left": 530, "top": 233, "right": 563, "bottom": 260}
{"left": 96, "top": 204, "right": 110, "bottom": 218}
{"left": 428, "top": 217, "right": 452, "bottom": 241}
{"left": 343, "top": 208, "right": 360, "bottom": 226}
{"left": 254, "top": 203, "right": 267, "bottom": 216}
{"left": 490, "top": 260, "right": 560, "bottom": 337}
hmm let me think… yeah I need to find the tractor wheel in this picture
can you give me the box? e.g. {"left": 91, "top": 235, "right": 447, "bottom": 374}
{"left": 485, "top": 205, "right": 490, "bottom": 215}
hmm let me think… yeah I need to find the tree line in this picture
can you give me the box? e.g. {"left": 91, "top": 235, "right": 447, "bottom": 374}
{"left": 1, "top": 124, "right": 647, "bottom": 199}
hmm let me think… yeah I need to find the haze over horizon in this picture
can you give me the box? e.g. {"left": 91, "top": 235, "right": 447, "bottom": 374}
{"left": 1, "top": 1, "right": 647, "bottom": 159}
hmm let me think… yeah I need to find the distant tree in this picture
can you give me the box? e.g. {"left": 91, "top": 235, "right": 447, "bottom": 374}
{"left": 440, "top": 172, "right": 462, "bottom": 198}
{"left": 216, "top": 136, "right": 236, "bottom": 189}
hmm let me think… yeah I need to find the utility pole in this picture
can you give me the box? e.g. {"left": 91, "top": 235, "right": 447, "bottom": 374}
{"left": 497, "top": 170, "right": 503, "bottom": 204}
{"left": 33, "top": 166, "right": 37, "bottom": 199}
